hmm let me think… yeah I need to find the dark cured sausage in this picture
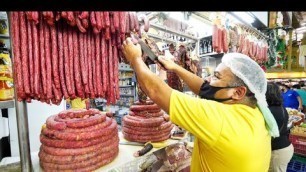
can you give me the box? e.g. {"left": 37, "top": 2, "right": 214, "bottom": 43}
{"left": 79, "top": 33, "right": 87, "bottom": 86}
{"left": 123, "top": 124, "right": 173, "bottom": 136}
{"left": 90, "top": 32, "right": 97, "bottom": 96}
{"left": 32, "top": 20, "right": 40, "bottom": 96}
{"left": 87, "top": 32, "right": 94, "bottom": 98}
{"left": 39, "top": 15, "right": 47, "bottom": 96}
{"left": 42, "top": 118, "right": 116, "bottom": 141}
{"left": 113, "top": 45, "right": 120, "bottom": 100}
{"left": 130, "top": 104, "right": 160, "bottom": 112}
{"left": 40, "top": 130, "right": 117, "bottom": 149}
{"left": 46, "top": 115, "right": 66, "bottom": 130}
{"left": 212, "top": 24, "right": 219, "bottom": 52}
{"left": 57, "top": 22, "right": 69, "bottom": 99}
{"left": 123, "top": 131, "right": 170, "bottom": 143}
{"left": 101, "top": 35, "right": 107, "bottom": 93}
{"left": 20, "top": 12, "right": 31, "bottom": 95}
{"left": 57, "top": 108, "right": 100, "bottom": 118}
{"left": 27, "top": 18, "right": 34, "bottom": 96}
{"left": 44, "top": 23, "right": 52, "bottom": 99}
{"left": 95, "top": 12, "right": 102, "bottom": 31}
{"left": 222, "top": 28, "right": 228, "bottom": 53}
{"left": 63, "top": 24, "right": 73, "bottom": 97}
{"left": 82, "top": 33, "right": 90, "bottom": 94}
{"left": 64, "top": 117, "right": 112, "bottom": 133}
{"left": 103, "top": 12, "right": 110, "bottom": 27}
{"left": 113, "top": 11, "right": 120, "bottom": 31}
{"left": 73, "top": 29, "right": 84, "bottom": 98}
{"left": 38, "top": 142, "right": 118, "bottom": 164}
{"left": 123, "top": 121, "right": 172, "bottom": 132}
{"left": 129, "top": 110, "right": 164, "bottom": 117}
{"left": 56, "top": 114, "right": 106, "bottom": 129}
{"left": 122, "top": 115, "right": 164, "bottom": 127}
{"left": 95, "top": 34, "right": 103, "bottom": 97}
{"left": 39, "top": 147, "right": 118, "bottom": 171}
{"left": 108, "top": 41, "right": 114, "bottom": 103}
{"left": 119, "top": 12, "right": 126, "bottom": 35}
{"left": 50, "top": 25, "right": 60, "bottom": 90}
{"left": 41, "top": 134, "right": 118, "bottom": 156}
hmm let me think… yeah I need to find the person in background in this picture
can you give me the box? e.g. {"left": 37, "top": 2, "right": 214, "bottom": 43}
{"left": 122, "top": 37, "right": 279, "bottom": 172}
{"left": 66, "top": 98, "right": 90, "bottom": 109}
{"left": 266, "top": 82, "right": 294, "bottom": 172}
{"left": 293, "top": 84, "right": 306, "bottom": 113}
{"left": 279, "top": 83, "right": 303, "bottom": 111}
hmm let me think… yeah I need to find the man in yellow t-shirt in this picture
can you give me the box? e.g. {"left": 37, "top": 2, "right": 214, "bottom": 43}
{"left": 122, "top": 38, "right": 279, "bottom": 172}
{"left": 67, "top": 98, "right": 89, "bottom": 109}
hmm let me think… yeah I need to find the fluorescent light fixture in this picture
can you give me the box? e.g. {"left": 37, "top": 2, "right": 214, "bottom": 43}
{"left": 232, "top": 12, "right": 255, "bottom": 24}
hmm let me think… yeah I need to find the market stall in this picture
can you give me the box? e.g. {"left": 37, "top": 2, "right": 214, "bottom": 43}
{"left": 2, "top": 11, "right": 304, "bottom": 172}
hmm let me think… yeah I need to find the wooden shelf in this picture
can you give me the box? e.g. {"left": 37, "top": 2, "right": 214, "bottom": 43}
{"left": 0, "top": 100, "right": 14, "bottom": 109}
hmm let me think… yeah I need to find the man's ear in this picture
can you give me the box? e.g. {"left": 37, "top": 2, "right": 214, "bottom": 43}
{"left": 231, "top": 86, "right": 247, "bottom": 100}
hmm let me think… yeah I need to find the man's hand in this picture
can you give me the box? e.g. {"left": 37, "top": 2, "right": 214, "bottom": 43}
{"left": 158, "top": 55, "right": 178, "bottom": 71}
{"left": 122, "top": 37, "right": 142, "bottom": 64}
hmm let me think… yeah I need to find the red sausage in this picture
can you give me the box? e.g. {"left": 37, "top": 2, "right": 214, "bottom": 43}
{"left": 20, "top": 12, "right": 31, "bottom": 95}
{"left": 50, "top": 25, "right": 60, "bottom": 90}
{"left": 44, "top": 23, "right": 52, "bottom": 99}
{"left": 119, "top": 12, "right": 126, "bottom": 34}
{"left": 87, "top": 32, "right": 94, "bottom": 98}
{"left": 73, "top": 29, "right": 84, "bottom": 98}
{"left": 68, "top": 27, "right": 76, "bottom": 98}
{"left": 27, "top": 17, "right": 34, "bottom": 96}
{"left": 57, "top": 23, "right": 69, "bottom": 99}
{"left": 95, "top": 34, "right": 103, "bottom": 97}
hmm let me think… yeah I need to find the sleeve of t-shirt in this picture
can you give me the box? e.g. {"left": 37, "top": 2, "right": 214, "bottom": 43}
{"left": 169, "top": 90, "right": 224, "bottom": 146}
{"left": 293, "top": 90, "right": 300, "bottom": 98}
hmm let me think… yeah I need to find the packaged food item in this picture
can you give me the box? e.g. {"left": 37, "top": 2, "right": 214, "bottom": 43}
{"left": 0, "top": 19, "right": 8, "bottom": 34}
{"left": 0, "top": 52, "right": 14, "bottom": 100}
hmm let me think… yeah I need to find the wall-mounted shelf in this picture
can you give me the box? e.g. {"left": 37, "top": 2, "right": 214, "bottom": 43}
{"left": 0, "top": 34, "right": 9, "bottom": 39}
{"left": 0, "top": 100, "right": 14, "bottom": 109}
{"left": 119, "top": 85, "right": 133, "bottom": 88}
{"left": 118, "top": 68, "right": 133, "bottom": 72}
{"left": 120, "top": 94, "right": 134, "bottom": 97}
{"left": 119, "top": 77, "right": 133, "bottom": 80}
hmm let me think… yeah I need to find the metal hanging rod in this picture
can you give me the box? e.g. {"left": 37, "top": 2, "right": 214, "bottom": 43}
{"left": 149, "top": 23, "right": 198, "bottom": 41}
{"left": 236, "top": 23, "right": 270, "bottom": 40}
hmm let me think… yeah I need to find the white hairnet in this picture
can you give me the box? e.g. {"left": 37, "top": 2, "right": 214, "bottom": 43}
{"left": 222, "top": 53, "right": 280, "bottom": 138}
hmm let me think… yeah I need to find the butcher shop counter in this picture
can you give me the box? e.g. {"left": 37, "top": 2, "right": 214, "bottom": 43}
{"left": 0, "top": 132, "right": 191, "bottom": 172}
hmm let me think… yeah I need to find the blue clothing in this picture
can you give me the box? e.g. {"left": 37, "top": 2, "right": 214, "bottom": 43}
{"left": 282, "top": 89, "right": 300, "bottom": 110}
{"left": 296, "top": 89, "right": 306, "bottom": 106}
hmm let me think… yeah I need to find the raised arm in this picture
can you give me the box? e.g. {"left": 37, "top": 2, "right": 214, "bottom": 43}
{"left": 158, "top": 56, "right": 205, "bottom": 95}
{"left": 122, "top": 38, "right": 172, "bottom": 113}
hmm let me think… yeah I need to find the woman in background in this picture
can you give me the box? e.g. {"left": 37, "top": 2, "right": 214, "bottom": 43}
{"left": 266, "top": 82, "right": 294, "bottom": 172}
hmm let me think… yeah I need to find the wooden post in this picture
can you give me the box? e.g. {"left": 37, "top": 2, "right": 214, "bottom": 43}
{"left": 287, "top": 30, "right": 293, "bottom": 71}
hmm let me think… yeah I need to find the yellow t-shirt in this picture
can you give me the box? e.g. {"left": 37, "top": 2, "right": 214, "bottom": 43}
{"left": 169, "top": 90, "right": 271, "bottom": 172}
{"left": 69, "top": 98, "right": 88, "bottom": 109}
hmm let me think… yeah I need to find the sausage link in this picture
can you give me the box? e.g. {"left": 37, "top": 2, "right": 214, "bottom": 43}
{"left": 95, "top": 34, "right": 103, "bottom": 97}
{"left": 27, "top": 16, "right": 34, "bottom": 96}
{"left": 32, "top": 20, "right": 40, "bottom": 96}
{"left": 50, "top": 25, "right": 60, "bottom": 90}
{"left": 57, "top": 22, "right": 69, "bottom": 99}
{"left": 122, "top": 115, "right": 164, "bottom": 127}
{"left": 119, "top": 12, "right": 126, "bottom": 34}
{"left": 87, "top": 32, "right": 94, "bottom": 98}
{"left": 44, "top": 23, "right": 52, "bottom": 99}
{"left": 38, "top": 140, "right": 118, "bottom": 163}
{"left": 20, "top": 12, "right": 31, "bottom": 95}
{"left": 40, "top": 135, "right": 118, "bottom": 156}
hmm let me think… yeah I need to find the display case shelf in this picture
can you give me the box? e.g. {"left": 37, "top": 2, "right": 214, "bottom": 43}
{"left": 0, "top": 34, "right": 9, "bottom": 39}
{"left": 120, "top": 94, "right": 134, "bottom": 97}
{"left": 0, "top": 100, "right": 14, "bottom": 109}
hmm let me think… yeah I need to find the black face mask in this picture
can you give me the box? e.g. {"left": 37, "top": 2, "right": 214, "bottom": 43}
{"left": 200, "top": 81, "right": 236, "bottom": 102}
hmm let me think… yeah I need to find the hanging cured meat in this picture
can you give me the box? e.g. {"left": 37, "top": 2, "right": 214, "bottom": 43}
{"left": 10, "top": 11, "right": 147, "bottom": 105}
